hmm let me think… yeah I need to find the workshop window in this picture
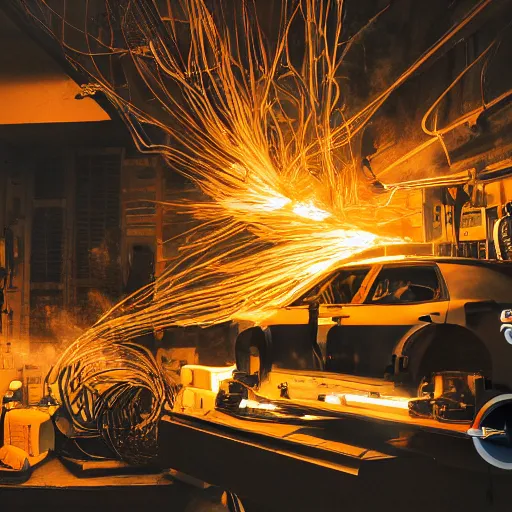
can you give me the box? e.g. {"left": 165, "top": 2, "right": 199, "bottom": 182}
{"left": 34, "top": 157, "right": 65, "bottom": 199}
{"left": 74, "top": 151, "right": 122, "bottom": 297}
{"left": 30, "top": 207, "right": 64, "bottom": 283}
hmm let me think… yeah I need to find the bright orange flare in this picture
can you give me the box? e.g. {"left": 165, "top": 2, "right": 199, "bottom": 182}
{"left": 17, "top": 0, "right": 491, "bottom": 457}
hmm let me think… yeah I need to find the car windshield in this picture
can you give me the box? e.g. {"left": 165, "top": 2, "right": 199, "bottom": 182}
{"left": 292, "top": 267, "right": 370, "bottom": 305}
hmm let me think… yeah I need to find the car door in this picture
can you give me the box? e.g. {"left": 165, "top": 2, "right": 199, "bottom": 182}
{"left": 266, "top": 266, "right": 372, "bottom": 369}
{"left": 325, "top": 263, "right": 449, "bottom": 378}
{"left": 316, "top": 265, "right": 376, "bottom": 343}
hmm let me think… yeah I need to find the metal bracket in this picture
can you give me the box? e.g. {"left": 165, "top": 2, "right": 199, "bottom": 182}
{"left": 467, "top": 427, "right": 507, "bottom": 440}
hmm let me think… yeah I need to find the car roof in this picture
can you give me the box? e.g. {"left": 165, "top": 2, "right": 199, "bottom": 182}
{"left": 342, "top": 254, "right": 512, "bottom": 270}
{"left": 285, "top": 254, "right": 512, "bottom": 308}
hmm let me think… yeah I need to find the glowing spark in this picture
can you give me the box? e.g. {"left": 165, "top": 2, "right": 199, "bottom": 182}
{"left": 292, "top": 201, "right": 331, "bottom": 221}
{"left": 13, "top": 0, "right": 493, "bottom": 463}
{"left": 239, "top": 399, "right": 278, "bottom": 411}
{"left": 263, "top": 195, "right": 292, "bottom": 211}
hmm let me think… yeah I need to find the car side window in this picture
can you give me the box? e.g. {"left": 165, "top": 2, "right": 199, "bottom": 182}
{"left": 365, "top": 265, "right": 442, "bottom": 304}
{"left": 294, "top": 268, "right": 370, "bottom": 305}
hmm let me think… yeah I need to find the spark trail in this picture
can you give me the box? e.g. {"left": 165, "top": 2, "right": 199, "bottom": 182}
{"left": 13, "top": 0, "right": 494, "bottom": 462}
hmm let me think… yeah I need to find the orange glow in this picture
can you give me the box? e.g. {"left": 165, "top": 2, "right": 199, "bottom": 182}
{"left": 292, "top": 202, "right": 331, "bottom": 222}
{"left": 38, "top": 0, "right": 488, "bottom": 356}
{"left": 344, "top": 254, "right": 408, "bottom": 266}
{"left": 324, "top": 393, "right": 411, "bottom": 411}
{"left": 47, "top": 0, "right": 415, "bottom": 377}
{"left": 239, "top": 399, "right": 278, "bottom": 411}
{"left": 343, "top": 394, "right": 411, "bottom": 411}
{"left": 26, "top": 0, "right": 493, "bottom": 449}
{"left": 181, "top": 365, "right": 236, "bottom": 393}
{"left": 0, "top": 79, "right": 110, "bottom": 125}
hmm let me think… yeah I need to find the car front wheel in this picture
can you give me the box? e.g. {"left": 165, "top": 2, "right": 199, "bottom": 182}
{"left": 407, "top": 325, "right": 492, "bottom": 389}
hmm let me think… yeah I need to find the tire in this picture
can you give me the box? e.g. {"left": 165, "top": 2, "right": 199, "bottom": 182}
{"left": 413, "top": 326, "right": 492, "bottom": 387}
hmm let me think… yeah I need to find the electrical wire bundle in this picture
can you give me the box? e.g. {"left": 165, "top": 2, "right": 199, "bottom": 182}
{"left": 9, "top": 0, "right": 499, "bottom": 346}
{"left": 53, "top": 342, "right": 176, "bottom": 465}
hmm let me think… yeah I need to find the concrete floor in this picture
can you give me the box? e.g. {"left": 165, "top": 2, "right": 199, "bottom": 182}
{"left": 1, "top": 454, "right": 511, "bottom": 512}
{"left": 0, "top": 458, "right": 228, "bottom": 512}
